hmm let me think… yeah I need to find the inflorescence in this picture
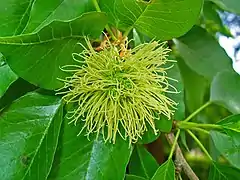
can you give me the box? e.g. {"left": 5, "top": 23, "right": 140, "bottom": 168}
{"left": 57, "top": 38, "right": 178, "bottom": 144}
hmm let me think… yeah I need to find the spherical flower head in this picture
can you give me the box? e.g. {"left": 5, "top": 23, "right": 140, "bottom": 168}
{"left": 57, "top": 38, "right": 177, "bottom": 144}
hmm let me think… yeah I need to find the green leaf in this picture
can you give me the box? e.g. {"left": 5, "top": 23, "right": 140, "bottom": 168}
{"left": 22, "top": 0, "right": 95, "bottom": 34}
{"left": 177, "top": 57, "right": 209, "bottom": 113}
{"left": 210, "top": 0, "right": 240, "bottom": 15}
{"left": 0, "top": 12, "right": 107, "bottom": 90}
{"left": 180, "top": 131, "right": 189, "bottom": 151}
{"left": 208, "top": 162, "right": 240, "bottom": 180}
{"left": 0, "top": 0, "right": 32, "bottom": 36}
{"left": 217, "top": 114, "right": 240, "bottom": 131}
{"left": 158, "top": 117, "right": 173, "bottom": 133}
{"left": 129, "top": 145, "right": 158, "bottom": 179}
{"left": 0, "top": 64, "right": 18, "bottom": 98}
{"left": 174, "top": 26, "right": 232, "bottom": 81}
{"left": 126, "top": 174, "right": 147, "bottom": 180}
{"left": 203, "top": 1, "right": 231, "bottom": 36}
{"left": 100, "top": 0, "right": 203, "bottom": 40}
{"left": 0, "top": 53, "right": 4, "bottom": 65}
{"left": 48, "top": 117, "right": 132, "bottom": 180}
{"left": 210, "top": 70, "right": 240, "bottom": 114}
{"left": 139, "top": 116, "right": 172, "bottom": 144}
{"left": 139, "top": 129, "right": 161, "bottom": 144}
{"left": 166, "top": 61, "right": 185, "bottom": 120}
{"left": 0, "top": 0, "right": 94, "bottom": 36}
{"left": 210, "top": 130, "right": 240, "bottom": 169}
{"left": 0, "top": 92, "right": 63, "bottom": 180}
{"left": 216, "top": 114, "right": 240, "bottom": 150}
{"left": 0, "top": 78, "right": 36, "bottom": 110}
{"left": 151, "top": 159, "right": 175, "bottom": 180}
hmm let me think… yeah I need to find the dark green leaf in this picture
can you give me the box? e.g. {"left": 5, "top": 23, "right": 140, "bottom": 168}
{"left": 129, "top": 145, "right": 158, "bottom": 179}
{"left": 208, "top": 162, "right": 240, "bottom": 180}
{"left": 0, "top": 92, "right": 63, "bottom": 180}
{"left": 138, "top": 129, "right": 161, "bottom": 144}
{"left": 157, "top": 117, "right": 173, "bottom": 133}
{"left": 210, "top": 0, "right": 240, "bottom": 15}
{"left": 0, "top": 64, "right": 18, "bottom": 98}
{"left": 139, "top": 116, "right": 171, "bottom": 144}
{"left": 175, "top": 26, "right": 232, "bottom": 81}
{"left": 151, "top": 159, "right": 175, "bottom": 180}
{"left": 126, "top": 174, "right": 147, "bottom": 180}
{"left": 0, "top": 78, "right": 37, "bottom": 110}
{"left": 100, "top": 0, "right": 203, "bottom": 40}
{"left": 210, "top": 130, "right": 240, "bottom": 169}
{"left": 177, "top": 57, "right": 209, "bottom": 113}
{"left": 180, "top": 131, "right": 189, "bottom": 151}
{"left": 203, "top": 1, "right": 231, "bottom": 36}
{"left": 210, "top": 70, "right": 240, "bottom": 114}
{"left": 0, "top": 53, "right": 4, "bottom": 65}
{"left": 0, "top": 12, "right": 107, "bottom": 90}
{"left": 167, "top": 62, "right": 185, "bottom": 120}
{"left": 48, "top": 117, "right": 132, "bottom": 180}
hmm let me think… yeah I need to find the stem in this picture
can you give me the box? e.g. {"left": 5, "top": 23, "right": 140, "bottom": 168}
{"left": 190, "top": 127, "right": 210, "bottom": 135}
{"left": 168, "top": 130, "right": 180, "bottom": 160}
{"left": 123, "top": 26, "right": 133, "bottom": 38}
{"left": 186, "top": 130, "right": 212, "bottom": 161}
{"left": 106, "top": 25, "right": 117, "bottom": 40}
{"left": 92, "top": 0, "right": 117, "bottom": 40}
{"left": 166, "top": 133, "right": 199, "bottom": 180}
{"left": 178, "top": 174, "right": 183, "bottom": 180}
{"left": 184, "top": 101, "right": 212, "bottom": 122}
{"left": 92, "top": 0, "right": 101, "bottom": 12}
{"left": 177, "top": 121, "right": 222, "bottom": 130}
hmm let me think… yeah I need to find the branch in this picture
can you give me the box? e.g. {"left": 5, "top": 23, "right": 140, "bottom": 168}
{"left": 165, "top": 133, "right": 199, "bottom": 180}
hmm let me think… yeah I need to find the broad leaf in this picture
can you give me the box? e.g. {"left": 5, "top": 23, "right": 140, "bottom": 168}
{"left": 0, "top": 0, "right": 33, "bottom": 36}
{"left": 129, "top": 145, "right": 158, "bottom": 179}
{"left": 203, "top": 1, "right": 231, "bottom": 36}
{"left": 210, "top": 70, "right": 240, "bottom": 114}
{"left": 126, "top": 175, "right": 147, "bottom": 180}
{"left": 210, "top": 130, "right": 240, "bottom": 169}
{"left": 217, "top": 114, "right": 240, "bottom": 131}
{"left": 177, "top": 57, "right": 209, "bottom": 113}
{"left": 0, "top": 12, "right": 107, "bottom": 90}
{"left": 139, "top": 116, "right": 172, "bottom": 144}
{"left": 0, "top": 53, "right": 4, "bottom": 65}
{"left": 210, "top": 0, "right": 240, "bottom": 15}
{"left": 151, "top": 159, "right": 175, "bottom": 180}
{"left": 216, "top": 114, "right": 240, "bottom": 150}
{"left": 180, "top": 131, "right": 189, "bottom": 151}
{"left": 48, "top": 117, "right": 132, "bottom": 180}
{"left": 0, "top": 78, "right": 36, "bottom": 110}
{"left": 0, "top": 92, "right": 63, "bottom": 180}
{"left": 174, "top": 26, "right": 232, "bottom": 81}
{"left": 167, "top": 61, "right": 185, "bottom": 120}
{"left": 0, "top": 64, "right": 18, "bottom": 98}
{"left": 0, "top": 0, "right": 94, "bottom": 36}
{"left": 22, "top": 0, "right": 95, "bottom": 34}
{"left": 208, "top": 162, "right": 240, "bottom": 180}
{"left": 100, "top": 0, "right": 203, "bottom": 40}
{"left": 138, "top": 128, "right": 161, "bottom": 144}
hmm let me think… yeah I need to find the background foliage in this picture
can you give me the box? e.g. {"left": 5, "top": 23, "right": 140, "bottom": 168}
{"left": 0, "top": 0, "right": 240, "bottom": 180}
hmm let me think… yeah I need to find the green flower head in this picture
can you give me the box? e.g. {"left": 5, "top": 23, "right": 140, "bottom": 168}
{"left": 57, "top": 38, "right": 177, "bottom": 144}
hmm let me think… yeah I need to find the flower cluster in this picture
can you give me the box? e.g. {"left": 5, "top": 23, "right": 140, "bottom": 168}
{"left": 57, "top": 39, "right": 177, "bottom": 144}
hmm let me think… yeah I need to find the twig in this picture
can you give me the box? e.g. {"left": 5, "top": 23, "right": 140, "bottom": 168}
{"left": 183, "top": 101, "right": 211, "bottom": 122}
{"left": 166, "top": 133, "right": 199, "bottom": 180}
